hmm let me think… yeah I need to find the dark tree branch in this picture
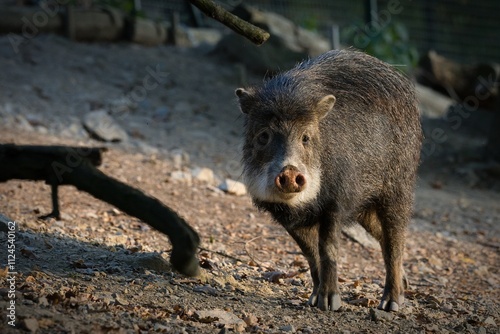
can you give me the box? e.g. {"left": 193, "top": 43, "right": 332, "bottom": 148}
{"left": 0, "top": 144, "right": 200, "bottom": 277}
{"left": 188, "top": 0, "right": 270, "bottom": 45}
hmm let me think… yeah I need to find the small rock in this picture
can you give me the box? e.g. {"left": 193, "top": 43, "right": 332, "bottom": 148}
{"left": 38, "top": 296, "right": 49, "bottom": 306}
{"left": 60, "top": 122, "right": 87, "bottom": 139}
{"left": 279, "top": 324, "right": 295, "bottom": 332}
{"left": 23, "top": 318, "right": 39, "bottom": 333}
{"left": 369, "top": 308, "right": 395, "bottom": 322}
{"left": 34, "top": 125, "right": 49, "bottom": 134}
{"left": 129, "top": 253, "right": 172, "bottom": 273}
{"left": 301, "top": 327, "right": 314, "bottom": 334}
{"left": 218, "top": 179, "right": 247, "bottom": 196}
{"left": 98, "top": 292, "right": 114, "bottom": 305}
{"left": 169, "top": 171, "right": 192, "bottom": 183}
{"left": 112, "top": 293, "right": 129, "bottom": 306}
{"left": 243, "top": 313, "right": 258, "bottom": 326}
{"left": 484, "top": 316, "right": 496, "bottom": 326}
{"left": 14, "top": 114, "right": 34, "bottom": 131}
{"left": 82, "top": 109, "right": 128, "bottom": 142}
{"left": 170, "top": 149, "right": 190, "bottom": 170}
{"left": 192, "top": 167, "right": 215, "bottom": 184}
{"left": 134, "top": 141, "right": 159, "bottom": 155}
{"left": 206, "top": 185, "right": 225, "bottom": 195}
{"left": 153, "top": 323, "right": 171, "bottom": 332}
{"left": 25, "top": 113, "right": 46, "bottom": 127}
{"left": 193, "top": 285, "right": 219, "bottom": 296}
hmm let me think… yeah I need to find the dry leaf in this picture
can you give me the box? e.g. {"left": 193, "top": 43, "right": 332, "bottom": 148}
{"left": 0, "top": 266, "right": 8, "bottom": 278}
{"left": 243, "top": 313, "right": 258, "bottom": 326}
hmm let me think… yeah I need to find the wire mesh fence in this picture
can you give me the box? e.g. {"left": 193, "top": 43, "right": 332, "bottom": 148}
{"left": 140, "top": 0, "right": 499, "bottom": 64}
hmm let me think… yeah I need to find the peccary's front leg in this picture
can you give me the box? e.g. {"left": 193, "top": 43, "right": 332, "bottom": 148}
{"left": 316, "top": 218, "right": 342, "bottom": 311}
{"left": 286, "top": 226, "right": 320, "bottom": 306}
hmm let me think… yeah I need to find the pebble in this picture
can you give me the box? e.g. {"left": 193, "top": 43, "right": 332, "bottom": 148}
{"left": 130, "top": 253, "right": 172, "bottom": 273}
{"left": 82, "top": 109, "right": 128, "bottom": 142}
{"left": 279, "top": 324, "right": 296, "bottom": 332}
{"left": 60, "top": 122, "right": 88, "bottom": 139}
{"left": 369, "top": 308, "right": 395, "bottom": 322}
{"left": 15, "top": 114, "right": 35, "bottom": 132}
{"left": 218, "top": 178, "right": 247, "bottom": 196}
{"left": 112, "top": 293, "right": 129, "bottom": 306}
{"left": 193, "top": 285, "right": 219, "bottom": 296}
{"left": 170, "top": 170, "right": 192, "bottom": 183}
{"left": 23, "top": 318, "right": 39, "bottom": 333}
{"left": 134, "top": 141, "right": 159, "bottom": 155}
{"left": 153, "top": 323, "right": 171, "bottom": 331}
{"left": 192, "top": 167, "right": 216, "bottom": 184}
{"left": 38, "top": 296, "right": 49, "bottom": 307}
{"left": 170, "top": 149, "right": 190, "bottom": 170}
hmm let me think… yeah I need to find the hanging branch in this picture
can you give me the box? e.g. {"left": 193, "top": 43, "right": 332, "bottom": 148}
{"left": 188, "top": 0, "right": 270, "bottom": 45}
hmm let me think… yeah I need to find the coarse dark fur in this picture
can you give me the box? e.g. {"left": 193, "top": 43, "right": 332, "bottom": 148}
{"left": 236, "top": 49, "right": 422, "bottom": 312}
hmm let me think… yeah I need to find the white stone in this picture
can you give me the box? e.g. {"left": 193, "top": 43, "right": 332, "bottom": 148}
{"left": 191, "top": 167, "right": 215, "bottom": 184}
{"left": 170, "top": 149, "right": 190, "bottom": 170}
{"left": 82, "top": 109, "right": 128, "bottom": 142}
{"left": 170, "top": 171, "right": 192, "bottom": 184}
{"left": 218, "top": 178, "right": 247, "bottom": 196}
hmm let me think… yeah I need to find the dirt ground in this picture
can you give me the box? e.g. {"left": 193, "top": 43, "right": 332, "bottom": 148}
{"left": 0, "top": 35, "right": 499, "bottom": 333}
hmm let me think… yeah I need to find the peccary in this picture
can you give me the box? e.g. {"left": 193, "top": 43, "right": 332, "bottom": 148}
{"left": 236, "top": 49, "right": 422, "bottom": 312}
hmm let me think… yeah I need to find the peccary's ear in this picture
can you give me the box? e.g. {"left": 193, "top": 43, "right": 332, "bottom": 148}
{"left": 235, "top": 88, "right": 254, "bottom": 114}
{"left": 316, "top": 95, "right": 336, "bottom": 119}
{"left": 235, "top": 88, "right": 250, "bottom": 98}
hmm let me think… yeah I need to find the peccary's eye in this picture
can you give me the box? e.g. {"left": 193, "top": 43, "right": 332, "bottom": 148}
{"left": 256, "top": 131, "right": 270, "bottom": 146}
{"left": 302, "top": 134, "right": 310, "bottom": 144}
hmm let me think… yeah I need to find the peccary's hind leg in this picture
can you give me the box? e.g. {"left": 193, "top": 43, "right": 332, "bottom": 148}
{"left": 376, "top": 201, "right": 410, "bottom": 312}
{"left": 357, "top": 207, "right": 383, "bottom": 241}
{"left": 358, "top": 206, "right": 409, "bottom": 291}
{"left": 286, "top": 226, "right": 321, "bottom": 307}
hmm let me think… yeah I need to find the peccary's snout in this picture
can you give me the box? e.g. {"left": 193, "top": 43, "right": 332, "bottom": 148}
{"left": 275, "top": 165, "right": 306, "bottom": 193}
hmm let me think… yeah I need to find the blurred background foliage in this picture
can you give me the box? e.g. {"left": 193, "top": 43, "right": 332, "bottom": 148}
{"left": 342, "top": 20, "right": 419, "bottom": 72}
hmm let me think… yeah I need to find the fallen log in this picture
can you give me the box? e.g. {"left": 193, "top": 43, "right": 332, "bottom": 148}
{"left": 416, "top": 51, "right": 499, "bottom": 111}
{"left": 0, "top": 144, "right": 200, "bottom": 277}
{"left": 416, "top": 83, "right": 454, "bottom": 118}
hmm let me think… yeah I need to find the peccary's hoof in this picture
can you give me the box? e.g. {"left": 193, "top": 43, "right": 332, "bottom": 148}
{"left": 378, "top": 295, "right": 404, "bottom": 312}
{"left": 315, "top": 293, "right": 342, "bottom": 311}
{"left": 378, "top": 300, "right": 399, "bottom": 312}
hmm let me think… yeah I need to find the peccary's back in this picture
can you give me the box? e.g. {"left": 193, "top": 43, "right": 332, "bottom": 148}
{"left": 290, "top": 50, "right": 422, "bottom": 205}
